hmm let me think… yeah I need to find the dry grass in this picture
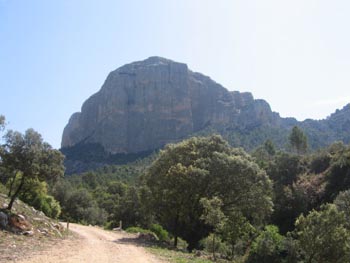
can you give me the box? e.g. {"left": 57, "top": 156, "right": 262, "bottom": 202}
{"left": 147, "top": 247, "right": 214, "bottom": 263}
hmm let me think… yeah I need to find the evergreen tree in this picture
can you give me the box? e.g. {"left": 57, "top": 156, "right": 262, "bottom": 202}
{"left": 145, "top": 135, "right": 273, "bottom": 250}
{"left": 295, "top": 204, "right": 350, "bottom": 263}
{"left": 0, "top": 129, "right": 64, "bottom": 210}
{"left": 289, "top": 126, "right": 308, "bottom": 154}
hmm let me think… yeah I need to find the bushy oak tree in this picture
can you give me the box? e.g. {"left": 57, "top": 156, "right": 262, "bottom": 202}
{"left": 0, "top": 129, "right": 64, "bottom": 210}
{"left": 200, "top": 197, "right": 226, "bottom": 261}
{"left": 334, "top": 189, "right": 350, "bottom": 228}
{"left": 324, "top": 145, "right": 350, "bottom": 201}
{"left": 144, "top": 135, "right": 273, "bottom": 250}
{"left": 295, "top": 204, "right": 350, "bottom": 263}
{"left": 248, "top": 225, "right": 285, "bottom": 263}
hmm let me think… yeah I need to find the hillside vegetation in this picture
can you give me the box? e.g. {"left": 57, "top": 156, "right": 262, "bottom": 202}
{"left": 52, "top": 131, "right": 350, "bottom": 262}
{"left": 0, "top": 183, "right": 66, "bottom": 262}
{"left": 61, "top": 57, "right": 350, "bottom": 174}
{"left": 0, "top": 116, "right": 67, "bottom": 261}
{"left": 2, "top": 112, "right": 350, "bottom": 262}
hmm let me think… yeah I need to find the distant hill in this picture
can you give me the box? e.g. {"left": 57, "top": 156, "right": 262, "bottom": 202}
{"left": 61, "top": 57, "right": 350, "bottom": 173}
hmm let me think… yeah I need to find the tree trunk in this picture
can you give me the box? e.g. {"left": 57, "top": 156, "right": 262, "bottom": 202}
{"left": 173, "top": 214, "right": 179, "bottom": 247}
{"left": 7, "top": 175, "right": 25, "bottom": 210}
{"left": 231, "top": 242, "right": 235, "bottom": 260}
{"left": 174, "top": 235, "right": 178, "bottom": 247}
{"left": 7, "top": 172, "right": 17, "bottom": 197}
{"left": 212, "top": 234, "right": 216, "bottom": 261}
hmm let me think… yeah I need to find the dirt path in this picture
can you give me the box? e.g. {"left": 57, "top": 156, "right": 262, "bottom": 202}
{"left": 16, "top": 223, "right": 164, "bottom": 263}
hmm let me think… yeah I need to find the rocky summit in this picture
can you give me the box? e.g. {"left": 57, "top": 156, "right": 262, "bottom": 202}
{"left": 62, "top": 57, "right": 281, "bottom": 154}
{"left": 62, "top": 57, "right": 350, "bottom": 162}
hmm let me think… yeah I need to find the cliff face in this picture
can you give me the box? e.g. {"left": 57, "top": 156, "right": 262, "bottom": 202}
{"left": 62, "top": 56, "right": 350, "bottom": 159}
{"left": 62, "top": 57, "right": 279, "bottom": 154}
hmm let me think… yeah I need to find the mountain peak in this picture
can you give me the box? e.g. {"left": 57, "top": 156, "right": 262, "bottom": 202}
{"left": 115, "top": 56, "right": 186, "bottom": 73}
{"left": 61, "top": 57, "right": 350, "bottom": 161}
{"left": 62, "top": 57, "right": 271, "bottom": 153}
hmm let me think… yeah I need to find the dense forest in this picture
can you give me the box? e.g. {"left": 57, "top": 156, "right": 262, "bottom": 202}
{"left": 2, "top": 114, "right": 350, "bottom": 262}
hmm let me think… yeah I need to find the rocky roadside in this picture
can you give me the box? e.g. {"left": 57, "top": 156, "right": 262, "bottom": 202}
{"left": 0, "top": 230, "right": 75, "bottom": 262}
{"left": 0, "top": 194, "right": 69, "bottom": 262}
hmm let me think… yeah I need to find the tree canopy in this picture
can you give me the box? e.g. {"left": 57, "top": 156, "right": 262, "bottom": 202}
{"left": 0, "top": 128, "right": 65, "bottom": 210}
{"left": 289, "top": 126, "right": 308, "bottom": 154}
{"left": 0, "top": 115, "right": 5, "bottom": 131}
{"left": 295, "top": 204, "right": 350, "bottom": 263}
{"left": 144, "top": 135, "right": 273, "bottom": 250}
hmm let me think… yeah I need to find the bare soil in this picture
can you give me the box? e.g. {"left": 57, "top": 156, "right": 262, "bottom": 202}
{"left": 11, "top": 223, "right": 164, "bottom": 263}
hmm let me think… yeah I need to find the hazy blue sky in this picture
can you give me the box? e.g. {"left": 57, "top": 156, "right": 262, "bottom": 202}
{"left": 1, "top": 0, "right": 349, "bottom": 149}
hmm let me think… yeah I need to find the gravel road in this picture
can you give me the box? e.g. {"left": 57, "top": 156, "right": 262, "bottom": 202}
{"left": 16, "top": 223, "right": 164, "bottom": 263}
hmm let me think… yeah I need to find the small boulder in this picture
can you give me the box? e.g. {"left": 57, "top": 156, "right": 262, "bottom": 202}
{"left": 138, "top": 232, "right": 158, "bottom": 242}
{"left": 53, "top": 223, "right": 63, "bottom": 231}
{"left": 18, "top": 214, "right": 26, "bottom": 220}
{"left": 9, "top": 214, "right": 32, "bottom": 231}
{"left": 0, "top": 211, "right": 8, "bottom": 229}
{"left": 195, "top": 250, "right": 202, "bottom": 257}
{"left": 39, "top": 228, "right": 49, "bottom": 235}
{"left": 23, "top": 230, "right": 34, "bottom": 236}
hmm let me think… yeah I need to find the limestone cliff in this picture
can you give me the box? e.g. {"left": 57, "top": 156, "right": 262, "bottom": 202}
{"left": 62, "top": 57, "right": 350, "bottom": 160}
{"left": 62, "top": 57, "right": 280, "bottom": 154}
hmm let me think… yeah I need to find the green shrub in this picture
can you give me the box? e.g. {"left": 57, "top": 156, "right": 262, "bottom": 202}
{"left": 33, "top": 195, "right": 51, "bottom": 215}
{"left": 295, "top": 204, "right": 350, "bottom": 263}
{"left": 104, "top": 221, "right": 114, "bottom": 230}
{"left": 30, "top": 194, "right": 61, "bottom": 219}
{"left": 200, "top": 234, "right": 229, "bottom": 257}
{"left": 45, "top": 195, "right": 61, "bottom": 219}
{"left": 63, "top": 188, "right": 107, "bottom": 225}
{"left": 0, "top": 183, "right": 7, "bottom": 194}
{"left": 334, "top": 189, "right": 350, "bottom": 227}
{"left": 150, "top": 224, "right": 169, "bottom": 241}
{"left": 125, "top": 226, "right": 153, "bottom": 234}
{"left": 173, "top": 237, "right": 188, "bottom": 251}
{"left": 8, "top": 177, "right": 62, "bottom": 219}
{"left": 247, "top": 225, "right": 285, "bottom": 263}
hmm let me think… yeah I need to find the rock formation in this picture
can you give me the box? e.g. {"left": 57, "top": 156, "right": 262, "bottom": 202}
{"left": 62, "top": 56, "right": 350, "bottom": 161}
{"left": 62, "top": 57, "right": 283, "bottom": 154}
